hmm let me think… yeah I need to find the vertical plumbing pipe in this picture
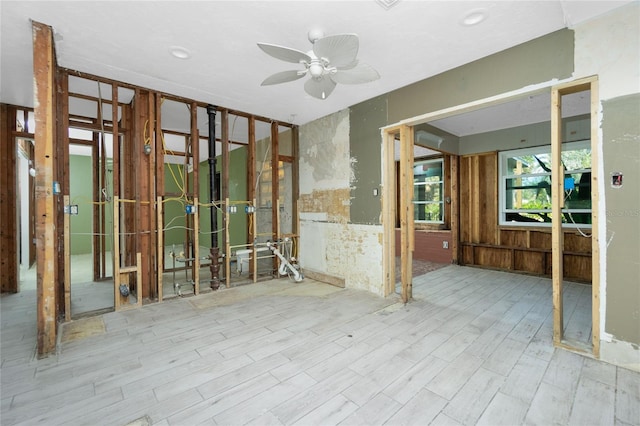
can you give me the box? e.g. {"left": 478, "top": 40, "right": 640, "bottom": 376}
{"left": 206, "top": 105, "right": 220, "bottom": 289}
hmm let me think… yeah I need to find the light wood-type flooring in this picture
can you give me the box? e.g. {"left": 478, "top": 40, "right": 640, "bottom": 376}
{"left": 1, "top": 265, "right": 639, "bottom": 425}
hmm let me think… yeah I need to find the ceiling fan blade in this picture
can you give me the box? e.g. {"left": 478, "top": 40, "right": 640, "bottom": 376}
{"left": 331, "top": 62, "right": 380, "bottom": 85}
{"left": 304, "top": 76, "right": 337, "bottom": 100}
{"left": 313, "top": 34, "right": 359, "bottom": 68}
{"left": 261, "top": 70, "right": 306, "bottom": 86}
{"left": 257, "top": 43, "right": 312, "bottom": 64}
{"left": 337, "top": 59, "right": 359, "bottom": 71}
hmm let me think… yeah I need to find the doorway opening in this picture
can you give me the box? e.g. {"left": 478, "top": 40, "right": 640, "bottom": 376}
{"left": 383, "top": 78, "right": 599, "bottom": 357}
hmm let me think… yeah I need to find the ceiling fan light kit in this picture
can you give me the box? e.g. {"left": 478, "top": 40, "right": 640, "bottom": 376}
{"left": 258, "top": 30, "right": 380, "bottom": 100}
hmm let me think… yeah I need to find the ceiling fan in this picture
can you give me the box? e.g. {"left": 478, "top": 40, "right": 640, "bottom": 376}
{"left": 257, "top": 30, "right": 380, "bottom": 100}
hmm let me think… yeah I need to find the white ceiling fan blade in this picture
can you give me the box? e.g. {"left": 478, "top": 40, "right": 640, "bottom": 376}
{"left": 337, "top": 59, "right": 359, "bottom": 71}
{"left": 257, "top": 43, "right": 312, "bottom": 64}
{"left": 313, "top": 34, "right": 359, "bottom": 68}
{"left": 261, "top": 70, "right": 306, "bottom": 86}
{"left": 304, "top": 77, "right": 337, "bottom": 100}
{"left": 331, "top": 63, "right": 380, "bottom": 85}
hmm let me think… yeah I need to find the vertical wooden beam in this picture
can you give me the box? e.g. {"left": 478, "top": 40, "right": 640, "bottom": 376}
{"left": 155, "top": 97, "right": 164, "bottom": 196}
{"left": 247, "top": 117, "right": 256, "bottom": 245}
{"left": 92, "top": 134, "right": 101, "bottom": 280}
{"left": 589, "top": 79, "right": 601, "bottom": 358}
{"left": 0, "top": 104, "right": 18, "bottom": 293}
{"left": 113, "top": 196, "right": 121, "bottom": 311}
{"left": 193, "top": 197, "right": 200, "bottom": 295}
{"left": 471, "top": 156, "right": 480, "bottom": 243}
{"left": 63, "top": 195, "right": 71, "bottom": 321}
{"left": 154, "top": 97, "right": 164, "bottom": 299}
{"left": 271, "top": 121, "right": 279, "bottom": 243}
{"left": 191, "top": 103, "right": 200, "bottom": 295}
{"left": 450, "top": 155, "right": 460, "bottom": 264}
{"left": 225, "top": 197, "right": 231, "bottom": 289}
{"left": 33, "top": 20, "right": 58, "bottom": 356}
{"left": 382, "top": 130, "right": 397, "bottom": 296}
{"left": 156, "top": 196, "right": 163, "bottom": 302}
{"left": 55, "top": 69, "right": 68, "bottom": 316}
{"left": 399, "top": 125, "right": 414, "bottom": 302}
{"left": 551, "top": 87, "right": 564, "bottom": 345}
{"left": 109, "top": 83, "right": 119, "bottom": 283}
{"left": 28, "top": 139, "right": 36, "bottom": 267}
{"left": 252, "top": 198, "right": 258, "bottom": 283}
{"left": 143, "top": 93, "right": 155, "bottom": 298}
{"left": 291, "top": 126, "right": 300, "bottom": 237}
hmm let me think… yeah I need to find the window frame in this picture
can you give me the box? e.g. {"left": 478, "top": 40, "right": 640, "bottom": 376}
{"left": 498, "top": 140, "right": 592, "bottom": 228}
{"left": 413, "top": 157, "right": 445, "bottom": 225}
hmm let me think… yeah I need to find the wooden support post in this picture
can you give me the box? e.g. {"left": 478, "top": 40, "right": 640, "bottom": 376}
{"left": 589, "top": 80, "right": 601, "bottom": 358}
{"left": 381, "top": 129, "right": 397, "bottom": 297}
{"left": 63, "top": 195, "right": 71, "bottom": 321}
{"left": 471, "top": 156, "right": 481, "bottom": 243}
{"left": 33, "top": 21, "right": 59, "bottom": 356}
{"left": 291, "top": 126, "right": 300, "bottom": 238}
{"left": 135, "top": 252, "right": 142, "bottom": 306}
{"left": 551, "top": 87, "right": 564, "bottom": 345}
{"left": 275, "top": 198, "right": 281, "bottom": 275}
{"left": 225, "top": 198, "right": 231, "bottom": 288}
{"left": 191, "top": 103, "right": 200, "bottom": 296}
{"left": 399, "top": 125, "right": 414, "bottom": 303}
{"left": 271, "top": 122, "right": 280, "bottom": 274}
{"left": 193, "top": 197, "right": 200, "bottom": 295}
{"left": 450, "top": 155, "right": 460, "bottom": 264}
{"left": 157, "top": 196, "right": 163, "bottom": 302}
{"left": 114, "top": 196, "right": 121, "bottom": 311}
{"left": 0, "top": 105, "right": 18, "bottom": 293}
{"left": 253, "top": 198, "right": 258, "bottom": 283}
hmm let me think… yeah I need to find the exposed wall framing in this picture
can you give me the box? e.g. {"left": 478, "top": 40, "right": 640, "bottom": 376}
{"left": 17, "top": 43, "right": 297, "bottom": 356}
{"left": 551, "top": 77, "right": 600, "bottom": 357}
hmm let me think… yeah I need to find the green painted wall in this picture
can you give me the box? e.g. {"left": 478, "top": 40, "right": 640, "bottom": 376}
{"left": 602, "top": 94, "right": 640, "bottom": 345}
{"left": 350, "top": 95, "right": 387, "bottom": 224}
{"left": 69, "top": 155, "right": 113, "bottom": 255}
{"left": 69, "top": 155, "right": 93, "bottom": 255}
{"left": 387, "top": 29, "right": 574, "bottom": 123}
{"left": 346, "top": 29, "right": 574, "bottom": 226}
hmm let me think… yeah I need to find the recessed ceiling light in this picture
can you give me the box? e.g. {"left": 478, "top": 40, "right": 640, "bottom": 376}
{"left": 169, "top": 46, "right": 191, "bottom": 60}
{"left": 461, "top": 8, "right": 488, "bottom": 26}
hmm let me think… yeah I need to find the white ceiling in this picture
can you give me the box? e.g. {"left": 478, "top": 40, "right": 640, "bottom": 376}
{"left": 0, "top": 0, "right": 632, "bottom": 132}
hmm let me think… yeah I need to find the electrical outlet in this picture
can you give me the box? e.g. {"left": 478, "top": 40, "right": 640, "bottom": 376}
{"left": 442, "top": 241, "right": 449, "bottom": 249}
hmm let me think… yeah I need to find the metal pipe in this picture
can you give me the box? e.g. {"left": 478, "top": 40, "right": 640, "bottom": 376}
{"left": 206, "top": 104, "right": 220, "bottom": 289}
{"left": 206, "top": 105, "right": 218, "bottom": 247}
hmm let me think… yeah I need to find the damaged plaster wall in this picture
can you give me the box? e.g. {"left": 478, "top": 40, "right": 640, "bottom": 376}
{"left": 298, "top": 109, "right": 384, "bottom": 295}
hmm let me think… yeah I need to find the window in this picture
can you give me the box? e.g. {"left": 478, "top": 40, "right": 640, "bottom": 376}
{"left": 413, "top": 158, "right": 444, "bottom": 223}
{"left": 499, "top": 141, "right": 592, "bottom": 227}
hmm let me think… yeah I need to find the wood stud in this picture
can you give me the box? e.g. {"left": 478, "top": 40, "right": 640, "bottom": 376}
{"left": 33, "top": 21, "right": 59, "bottom": 357}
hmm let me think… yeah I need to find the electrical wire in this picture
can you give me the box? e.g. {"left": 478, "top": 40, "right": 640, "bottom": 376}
{"left": 564, "top": 189, "right": 592, "bottom": 238}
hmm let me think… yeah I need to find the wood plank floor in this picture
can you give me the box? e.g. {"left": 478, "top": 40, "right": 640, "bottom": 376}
{"left": 2, "top": 265, "right": 639, "bottom": 425}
